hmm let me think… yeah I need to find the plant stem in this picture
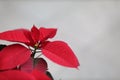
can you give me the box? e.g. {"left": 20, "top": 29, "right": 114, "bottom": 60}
{"left": 31, "top": 46, "right": 37, "bottom": 58}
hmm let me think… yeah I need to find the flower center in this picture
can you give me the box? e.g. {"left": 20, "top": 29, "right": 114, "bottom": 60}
{"left": 34, "top": 41, "right": 40, "bottom": 49}
{"left": 34, "top": 43, "right": 39, "bottom": 48}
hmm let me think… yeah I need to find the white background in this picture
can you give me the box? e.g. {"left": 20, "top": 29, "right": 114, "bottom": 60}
{"left": 0, "top": 0, "right": 120, "bottom": 80}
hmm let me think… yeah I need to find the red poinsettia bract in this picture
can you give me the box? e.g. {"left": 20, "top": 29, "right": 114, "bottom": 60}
{"left": 0, "top": 25, "right": 79, "bottom": 68}
{"left": 0, "top": 25, "right": 80, "bottom": 80}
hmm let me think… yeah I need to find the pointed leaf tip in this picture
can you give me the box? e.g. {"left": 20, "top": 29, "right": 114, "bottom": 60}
{"left": 42, "top": 41, "right": 80, "bottom": 68}
{"left": 31, "top": 25, "right": 40, "bottom": 43}
{"left": 39, "top": 27, "right": 57, "bottom": 41}
{"left": 0, "top": 29, "right": 31, "bottom": 43}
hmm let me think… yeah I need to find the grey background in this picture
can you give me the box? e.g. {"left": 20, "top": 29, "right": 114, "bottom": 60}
{"left": 0, "top": 1, "right": 120, "bottom": 80}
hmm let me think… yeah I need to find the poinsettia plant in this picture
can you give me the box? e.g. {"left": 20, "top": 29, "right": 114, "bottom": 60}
{"left": 0, "top": 25, "right": 80, "bottom": 80}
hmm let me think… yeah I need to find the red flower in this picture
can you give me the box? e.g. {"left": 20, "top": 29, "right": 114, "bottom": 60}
{"left": 20, "top": 57, "right": 48, "bottom": 73}
{"left": 0, "top": 25, "right": 80, "bottom": 70}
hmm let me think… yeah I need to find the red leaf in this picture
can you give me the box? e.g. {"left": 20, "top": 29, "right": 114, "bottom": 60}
{"left": 21, "top": 58, "right": 48, "bottom": 73}
{"left": 39, "top": 27, "right": 57, "bottom": 41}
{"left": 32, "top": 69, "right": 51, "bottom": 80}
{"left": 0, "top": 44, "right": 31, "bottom": 70}
{"left": 0, "top": 70, "right": 35, "bottom": 80}
{"left": 0, "top": 29, "right": 31, "bottom": 43}
{"left": 41, "top": 41, "right": 80, "bottom": 68}
{"left": 20, "top": 57, "right": 33, "bottom": 73}
{"left": 0, "top": 75, "right": 7, "bottom": 80}
{"left": 31, "top": 25, "right": 40, "bottom": 43}
{"left": 34, "top": 58, "right": 48, "bottom": 72}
